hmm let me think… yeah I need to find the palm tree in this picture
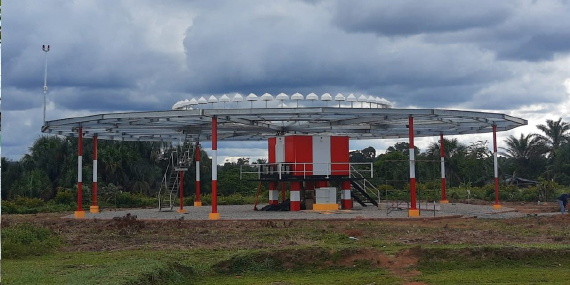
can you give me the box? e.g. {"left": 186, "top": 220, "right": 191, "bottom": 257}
{"left": 426, "top": 138, "right": 468, "bottom": 186}
{"left": 536, "top": 118, "right": 570, "bottom": 158}
{"left": 501, "top": 133, "right": 545, "bottom": 159}
{"left": 501, "top": 133, "right": 547, "bottom": 179}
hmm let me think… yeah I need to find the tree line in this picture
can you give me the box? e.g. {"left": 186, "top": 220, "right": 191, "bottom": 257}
{"left": 2, "top": 118, "right": 569, "bottom": 202}
{"left": 352, "top": 118, "right": 570, "bottom": 188}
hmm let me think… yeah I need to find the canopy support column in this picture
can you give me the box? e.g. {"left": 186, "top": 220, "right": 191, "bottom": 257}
{"left": 409, "top": 116, "right": 419, "bottom": 217}
{"left": 90, "top": 136, "right": 99, "bottom": 213}
{"left": 493, "top": 125, "right": 502, "bottom": 209}
{"left": 209, "top": 116, "right": 220, "bottom": 220}
{"left": 194, "top": 142, "right": 202, "bottom": 207}
{"left": 75, "top": 128, "right": 85, "bottom": 218}
{"left": 440, "top": 133, "right": 448, "bottom": 203}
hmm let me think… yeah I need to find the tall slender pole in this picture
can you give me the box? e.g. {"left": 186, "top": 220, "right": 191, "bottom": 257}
{"left": 408, "top": 116, "right": 419, "bottom": 217}
{"left": 90, "top": 136, "right": 99, "bottom": 213}
{"left": 440, "top": 134, "right": 448, "bottom": 203}
{"left": 209, "top": 116, "right": 220, "bottom": 219}
{"left": 493, "top": 125, "right": 502, "bottom": 209}
{"left": 194, "top": 142, "right": 202, "bottom": 207}
{"left": 75, "top": 128, "right": 85, "bottom": 218}
{"left": 42, "top": 45, "right": 50, "bottom": 124}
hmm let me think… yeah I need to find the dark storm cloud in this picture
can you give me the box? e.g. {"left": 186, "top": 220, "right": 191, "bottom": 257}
{"left": 180, "top": 1, "right": 522, "bottom": 109}
{"left": 331, "top": 0, "right": 570, "bottom": 62}
{"left": 331, "top": 0, "right": 513, "bottom": 36}
{"left": 3, "top": 0, "right": 190, "bottom": 112}
{"left": 495, "top": 30, "right": 570, "bottom": 61}
{"left": 3, "top": 0, "right": 570, "bottom": 160}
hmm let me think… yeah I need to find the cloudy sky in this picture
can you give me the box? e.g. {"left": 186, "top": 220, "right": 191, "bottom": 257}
{"left": 3, "top": 0, "right": 570, "bottom": 163}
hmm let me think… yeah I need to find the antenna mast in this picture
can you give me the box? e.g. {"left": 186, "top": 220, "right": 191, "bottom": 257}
{"left": 42, "top": 44, "right": 50, "bottom": 124}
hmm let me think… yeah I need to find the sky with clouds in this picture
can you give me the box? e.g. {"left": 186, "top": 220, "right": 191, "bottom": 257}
{"left": 2, "top": 0, "right": 570, "bottom": 164}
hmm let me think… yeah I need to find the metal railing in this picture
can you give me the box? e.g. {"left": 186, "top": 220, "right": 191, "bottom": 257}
{"left": 240, "top": 162, "right": 373, "bottom": 180}
{"left": 158, "top": 144, "right": 195, "bottom": 211}
{"left": 350, "top": 165, "right": 381, "bottom": 203}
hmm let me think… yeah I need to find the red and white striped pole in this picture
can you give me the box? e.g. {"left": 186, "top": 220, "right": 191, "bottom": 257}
{"left": 90, "top": 136, "right": 99, "bottom": 213}
{"left": 75, "top": 128, "right": 85, "bottom": 218}
{"left": 209, "top": 116, "right": 220, "bottom": 219}
{"left": 341, "top": 180, "right": 352, "bottom": 210}
{"left": 290, "top": 181, "right": 301, "bottom": 211}
{"left": 178, "top": 170, "right": 185, "bottom": 213}
{"left": 269, "top": 181, "right": 279, "bottom": 205}
{"left": 493, "top": 125, "right": 502, "bottom": 209}
{"left": 194, "top": 142, "right": 202, "bottom": 207}
{"left": 440, "top": 134, "right": 448, "bottom": 203}
{"left": 409, "top": 116, "right": 419, "bottom": 217}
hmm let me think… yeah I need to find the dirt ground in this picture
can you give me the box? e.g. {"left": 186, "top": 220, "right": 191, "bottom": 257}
{"left": 2, "top": 204, "right": 569, "bottom": 285}
{"left": 2, "top": 202, "right": 568, "bottom": 254}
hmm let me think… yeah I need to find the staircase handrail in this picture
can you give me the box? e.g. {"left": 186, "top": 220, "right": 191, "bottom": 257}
{"left": 350, "top": 165, "right": 380, "bottom": 201}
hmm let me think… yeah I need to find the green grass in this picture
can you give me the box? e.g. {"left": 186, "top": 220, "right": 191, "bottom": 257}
{"left": 4, "top": 245, "right": 570, "bottom": 285}
{"left": 2, "top": 251, "right": 188, "bottom": 285}
{"left": 4, "top": 216, "right": 570, "bottom": 284}
{"left": 1, "top": 249, "right": 399, "bottom": 285}
{"left": 414, "top": 246, "right": 570, "bottom": 285}
{"left": 1, "top": 223, "right": 64, "bottom": 258}
{"left": 198, "top": 268, "right": 399, "bottom": 285}
{"left": 417, "top": 267, "right": 570, "bottom": 285}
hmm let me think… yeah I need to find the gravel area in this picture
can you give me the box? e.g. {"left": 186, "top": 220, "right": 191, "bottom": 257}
{"left": 64, "top": 202, "right": 562, "bottom": 220}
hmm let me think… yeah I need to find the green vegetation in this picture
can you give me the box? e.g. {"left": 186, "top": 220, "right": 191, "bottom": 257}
{"left": 1, "top": 223, "right": 63, "bottom": 259}
{"left": 3, "top": 246, "right": 569, "bottom": 285}
{"left": 354, "top": 117, "right": 570, "bottom": 201}
{"left": 2, "top": 212, "right": 570, "bottom": 284}
{"left": 415, "top": 247, "right": 570, "bottom": 284}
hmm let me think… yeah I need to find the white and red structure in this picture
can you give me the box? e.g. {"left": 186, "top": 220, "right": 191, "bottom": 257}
{"left": 194, "top": 143, "right": 202, "bottom": 207}
{"left": 341, "top": 180, "right": 352, "bottom": 210}
{"left": 408, "top": 116, "right": 419, "bottom": 217}
{"left": 440, "top": 133, "right": 448, "bottom": 204}
{"left": 210, "top": 116, "right": 220, "bottom": 220}
{"left": 42, "top": 94, "right": 527, "bottom": 219}
{"left": 268, "top": 181, "right": 279, "bottom": 205}
{"left": 91, "top": 136, "right": 99, "bottom": 213}
{"left": 266, "top": 135, "right": 350, "bottom": 211}
{"left": 75, "top": 128, "right": 84, "bottom": 218}
{"left": 493, "top": 125, "right": 502, "bottom": 209}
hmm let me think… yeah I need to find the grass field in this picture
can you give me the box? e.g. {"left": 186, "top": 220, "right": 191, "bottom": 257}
{"left": 2, "top": 207, "right": 570, "bottom": 285}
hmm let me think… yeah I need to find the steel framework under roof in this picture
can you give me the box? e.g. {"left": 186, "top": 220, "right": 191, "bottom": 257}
{"left": 41, "top": 107, "right": 527, "bottom": 141}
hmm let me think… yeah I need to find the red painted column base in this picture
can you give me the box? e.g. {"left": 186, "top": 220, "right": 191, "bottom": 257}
{"left": 290, "top": 181, "right": 301, "bottom": 211}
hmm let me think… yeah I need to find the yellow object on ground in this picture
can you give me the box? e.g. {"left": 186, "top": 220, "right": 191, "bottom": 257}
{"left": 313, "top": 204, "right": 339, "bottom": 211}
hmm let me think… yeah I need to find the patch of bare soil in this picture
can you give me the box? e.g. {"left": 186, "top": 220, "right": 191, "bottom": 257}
{"left": 2, "top": 212, "right": 569, "bottom": 253}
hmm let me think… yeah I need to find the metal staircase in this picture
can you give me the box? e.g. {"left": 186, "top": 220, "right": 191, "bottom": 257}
{"left": 158, "top": 141, "right": 195, "bottom": 211}
{"left": 350, "top": 166, "right": 380, "bottom": 207}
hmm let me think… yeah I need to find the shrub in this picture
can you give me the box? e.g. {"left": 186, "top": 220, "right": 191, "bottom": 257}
{"left": 115, "top": 192, "right": 157, "bottom": 208}
{"left": 520, "top": 187, "right": 540, "bottom": 202}
{"left": 53, "top": 189, "right": 75, "bottom": 205}
{"left": 1, "top": 223, "right": 63, "bottom": 259}
{"left": 1, "top": 198, "right": 42, "bottom": 214}
{"left": 13, "top": 197, "right": 45, "bottom": 208}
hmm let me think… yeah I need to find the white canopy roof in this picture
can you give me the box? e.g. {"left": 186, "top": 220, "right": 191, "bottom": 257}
{"left": 42, "top": 107, "right": 527, "bottom": 142}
